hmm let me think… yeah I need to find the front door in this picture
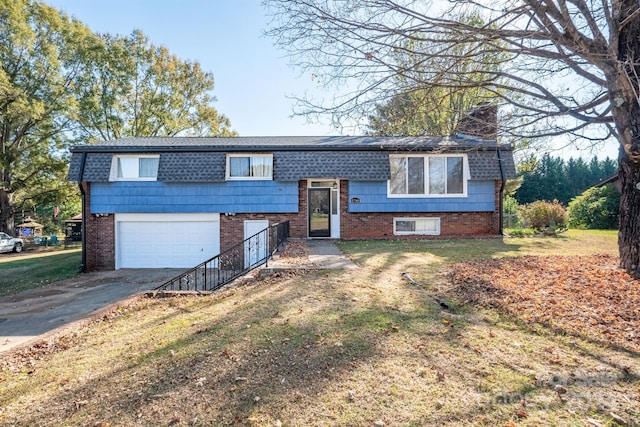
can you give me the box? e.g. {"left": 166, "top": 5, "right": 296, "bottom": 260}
{"left": 308, "top": 188, "right": 331, "bottom": 237}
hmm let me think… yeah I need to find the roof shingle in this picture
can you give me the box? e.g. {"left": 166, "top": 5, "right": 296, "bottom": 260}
{"left": 70, "top": 135, "right": 508, "bottom": 152}
{"left": 68, "top": 136, "right": 516, "bottom": 182}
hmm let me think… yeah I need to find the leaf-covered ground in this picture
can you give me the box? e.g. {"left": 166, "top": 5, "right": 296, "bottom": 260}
{"left": 2, "top": 234, "right": 638, "bottom": 426}
{"left": 447, "top": 254, "right": 640, "bottom": 353}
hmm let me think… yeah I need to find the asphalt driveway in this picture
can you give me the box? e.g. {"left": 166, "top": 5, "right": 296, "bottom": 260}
{"left": 0, "top": 269, "right": 184, "bottom": 354}
{"left": 0, "top": 240, "right": 358, "bottom": 355}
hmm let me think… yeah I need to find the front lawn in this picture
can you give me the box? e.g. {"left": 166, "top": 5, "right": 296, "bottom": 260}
{"left": 1, "top": 230, "right": 637, "bottom": 426}
{"left": 0, "top": 249, "right": 81, "bottom": 297}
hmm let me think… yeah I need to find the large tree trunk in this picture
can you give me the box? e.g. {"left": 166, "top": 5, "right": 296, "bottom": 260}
{"left": 616, "top": 0, "right": 640, "bottom": 275}
{"left": 618, "top": 148, "right": 640, "bottom": 275}
{"left": 0, "top": 189, "right": 15, "bottom": 234}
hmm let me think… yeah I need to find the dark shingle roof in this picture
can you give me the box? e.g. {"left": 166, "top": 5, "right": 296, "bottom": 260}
{"left": 68, "top": 151, "right": 83, "bottom": 181}
{"left": 67, "top": 153, "right": 113, "bottom": 182}
{"left": 469, "top": 151, "right": 517, "bottom": 180}
{"left": 68, "top": 136, "right": 516, "bottom": 182}
{"left": 69, "top": 135, "right": 506, "bottom": 152}
{"left": 158, "top": 153, "right": 226, "bottom": 182}
{"left": 275, "top": 151, "right": 390, "bottom": 181}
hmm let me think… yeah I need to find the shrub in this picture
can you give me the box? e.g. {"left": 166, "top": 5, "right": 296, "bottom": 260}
{"left": 502, "top": 195, "right": 521, "bottom": 228}
{"left": 567, "top": 184, "right": 619, "bottom": 229}
{"left": 519, "top": 200, "right": 567, "bottom": 232}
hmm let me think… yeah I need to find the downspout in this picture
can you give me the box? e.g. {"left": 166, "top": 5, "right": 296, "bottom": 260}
{"left": 77, "top": 152, "right": 87, "bottom": 272}
{"left": 497, "top": 149, "right": 506, "bottom": 235}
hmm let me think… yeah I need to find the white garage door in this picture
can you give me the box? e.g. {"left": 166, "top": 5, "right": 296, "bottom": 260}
{"left": 115, "top": 213, "right": 220, "bottom": 269}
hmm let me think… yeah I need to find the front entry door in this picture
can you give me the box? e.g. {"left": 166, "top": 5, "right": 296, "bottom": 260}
{"left": 309, "top": 188, "right": 331, "bottom": 237}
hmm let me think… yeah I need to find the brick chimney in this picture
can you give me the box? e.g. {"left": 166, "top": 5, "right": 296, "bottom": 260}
{"left": 455, "top": 103, "right": 497, "bottom": 140}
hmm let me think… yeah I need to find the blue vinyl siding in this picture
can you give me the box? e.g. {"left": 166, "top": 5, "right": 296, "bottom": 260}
{"left": 348, "top": 180, "right": 495, "bottom": 212}
{"left": 90, "top": 181, "right": 299, "bottom": 214}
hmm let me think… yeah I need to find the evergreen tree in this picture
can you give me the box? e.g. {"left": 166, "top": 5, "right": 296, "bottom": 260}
{"left": 515, "top": 155, "right": 617, "bottom": 205}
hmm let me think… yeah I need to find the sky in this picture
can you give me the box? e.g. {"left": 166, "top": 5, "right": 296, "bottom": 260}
{"left": 42, "top": 1, "right": 619, "bottom": 160}
{"left": 44, "top": 0, "right": 338, "bottom": 137}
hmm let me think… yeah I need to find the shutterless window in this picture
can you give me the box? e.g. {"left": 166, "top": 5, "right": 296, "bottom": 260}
{"left": 394, "top": 218, "right": 440, "bottom": 235}
{"left": 227, "top": 154, "right": 273, "bottom": 179}
{"left": 112, "top": 156, "right": 159, "bottom": 180}
{"left": 389, "top": 155, "right": 465, "bottom": 196}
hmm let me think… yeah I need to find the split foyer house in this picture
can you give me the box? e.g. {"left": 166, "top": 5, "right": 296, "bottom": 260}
{"left": 68, "top": 131, "right": 516, "bottom": 271}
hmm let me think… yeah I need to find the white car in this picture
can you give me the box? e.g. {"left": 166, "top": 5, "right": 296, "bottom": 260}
{"left": 0, "top": 232, "right": 23, "bottom": 253}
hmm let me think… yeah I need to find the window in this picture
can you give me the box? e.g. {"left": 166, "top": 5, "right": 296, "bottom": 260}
{"left": 227, "top": 154, "right": 273, "bottom": 180}
{"left": 110, "top": 155, "right": 159, "bottom": 181}
{"left": 394, "top": 217, "right": 441, "bottom": 235}
{"left": 389, "top": 154, "right": 466, "bottom": 197}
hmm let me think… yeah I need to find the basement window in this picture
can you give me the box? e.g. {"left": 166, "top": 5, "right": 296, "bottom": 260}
{"left": 394, "top": 217, "right": 441, "bottom": 236}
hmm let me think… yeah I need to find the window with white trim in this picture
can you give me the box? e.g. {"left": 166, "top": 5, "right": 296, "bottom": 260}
{"left": 110, "top": 155, "right": 159, "bottom": 181}
{"left": 226, "top": 154, "right": 273, "bottom": 180}
{"left": 394, "top": 217, "right": 441, "bottom": 235}
{"left": 389, "top": 154, "right": 466, "bottom": 197}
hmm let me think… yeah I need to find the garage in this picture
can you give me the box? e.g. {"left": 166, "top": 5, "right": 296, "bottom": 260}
{"left": 115, "top": 213, "right": 220, "bottom": 269}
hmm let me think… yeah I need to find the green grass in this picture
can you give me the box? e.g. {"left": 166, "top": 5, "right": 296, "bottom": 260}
{"left": 0, "top": 231, "right": 636, "bottom": 427}
{"left": 337, "top": 229, "right": 618, "bottom": 264}
{"left": 0, "top": 249, "right": 82, "bottom": 297}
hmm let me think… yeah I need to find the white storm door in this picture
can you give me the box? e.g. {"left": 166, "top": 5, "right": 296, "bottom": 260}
{"left": 244, "top": 220, "right": 269, "bottom": 269}
{"left": 330, "top": 187, "right": 340, "bottom": 238}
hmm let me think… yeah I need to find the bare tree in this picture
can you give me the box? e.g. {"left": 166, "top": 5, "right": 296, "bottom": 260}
{"left": 264, "top": 0, "right": 640, "bottom": 275}
{"left": 368, "top": 12, "right": 504, "bottom": 137}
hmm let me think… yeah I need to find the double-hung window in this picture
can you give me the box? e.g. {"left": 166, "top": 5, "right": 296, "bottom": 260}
{"left": 226, "top": 154, "right": 273, "bottom": 180}
{"left": 389, "top": 154, "right": 466, "bottom": 197}
{"left": 110, "top": 155, "right": 159, "bottom": 181}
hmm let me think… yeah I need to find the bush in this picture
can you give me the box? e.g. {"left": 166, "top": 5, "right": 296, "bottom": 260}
{"left": 502, "top": 195, "right": 521, "bottom": 228}
{"left": 567, "top": 184, "right": 619, "bottom": 229}
{"left": 519, "top": 200, "right": 567, "bottom": 233}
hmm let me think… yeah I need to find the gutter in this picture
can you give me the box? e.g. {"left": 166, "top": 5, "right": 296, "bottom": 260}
{"left": 69, "top": 144, "right": 515, "bottom": 155}
{"left": 77, "top": 152, "right": 87, "bottom": 273}
{"left": 497, "top": 149, "right": 506, "bottom": 235}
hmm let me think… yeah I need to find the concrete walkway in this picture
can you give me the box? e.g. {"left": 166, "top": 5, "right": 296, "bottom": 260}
{"left": 268, "top": 239, "right": 359, "bottom": 270}
{"left": 0, "top": 240, "right": 356, "bottom": 355}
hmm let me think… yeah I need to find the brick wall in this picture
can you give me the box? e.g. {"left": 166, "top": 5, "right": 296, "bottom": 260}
{"left": 83, "top": 183, "right": 115, "bottom": 271}
{"left": 341, "top": 211, "right": 496, "bottom": 240}
{"left": 341, "top": 180, "right": 502, "bottom": 239}
{"left": 493, "top": 180, "right": 502, "bottom": 234}
{"left": 455, "top": 104, "right": 498, "bottom": 140}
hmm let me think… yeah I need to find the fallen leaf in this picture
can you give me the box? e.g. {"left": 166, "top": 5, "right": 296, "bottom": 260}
{"left": 447, "top": 255, "right": 639, "bottom": 353}
{"left": 514, "top": 408, "right": 528, "bottom": 418}
{"left": 554, "top": 384, "right": 568, "bottom": 396}
{"left": 74, "top": 400, "right": 88, "bottom": 410}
